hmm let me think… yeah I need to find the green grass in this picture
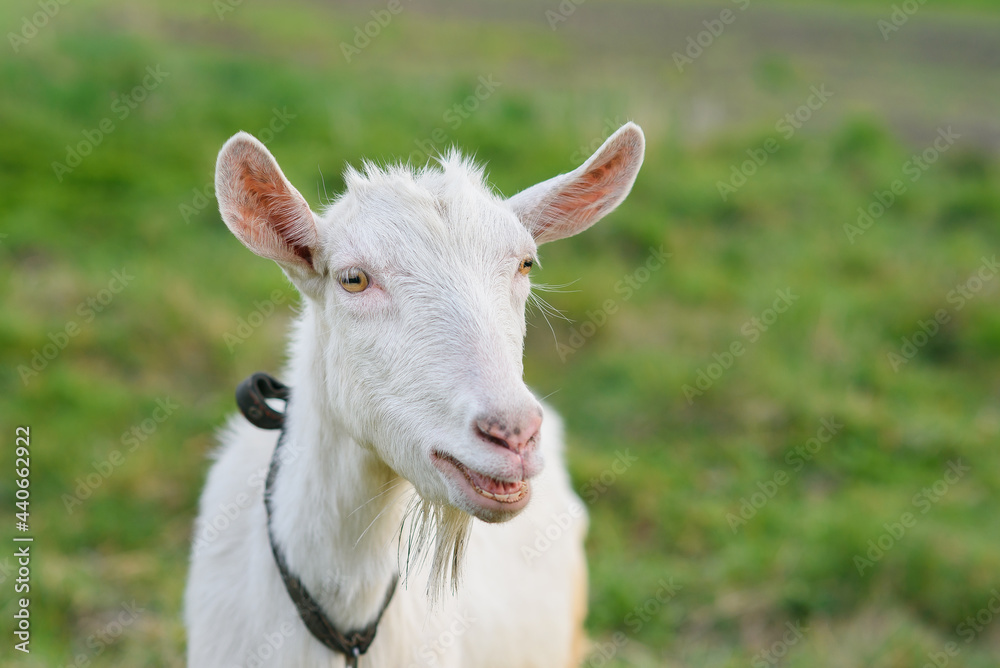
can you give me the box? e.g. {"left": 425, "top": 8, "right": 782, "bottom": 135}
{"left": 2, "top": 0, "right": 999, "bottom": 665}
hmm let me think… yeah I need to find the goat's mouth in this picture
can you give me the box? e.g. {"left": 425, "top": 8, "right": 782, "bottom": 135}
{"left": 432, "top": 451, "right": 531, "bottom": 520}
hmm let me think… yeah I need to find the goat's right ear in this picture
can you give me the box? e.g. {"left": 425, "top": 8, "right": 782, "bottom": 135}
{"left": 215, "top": 132, "right": 318, "bottom": 277}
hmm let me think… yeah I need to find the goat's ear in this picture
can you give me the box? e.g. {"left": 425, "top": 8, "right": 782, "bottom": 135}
{"left": 508, "top": 122, "right": 645, "bottom": 245}
{"left": 215, "top": 132, "right": 318, "bottom": 275}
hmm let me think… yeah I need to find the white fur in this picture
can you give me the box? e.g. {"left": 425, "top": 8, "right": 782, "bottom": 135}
{"left": 185, "top": 123, "right": 645, "bottom": 667}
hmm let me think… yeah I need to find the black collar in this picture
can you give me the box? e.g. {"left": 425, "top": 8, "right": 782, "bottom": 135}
{"left": 236, "top": 372, "right": 398, "bottom": 668}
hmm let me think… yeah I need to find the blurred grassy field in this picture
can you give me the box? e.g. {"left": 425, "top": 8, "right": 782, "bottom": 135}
{"left": 2, "top": 0, "right": 1000, "bottom": 666}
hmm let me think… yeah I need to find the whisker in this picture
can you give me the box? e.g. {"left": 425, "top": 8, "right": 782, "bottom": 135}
{"left": 347, "top": 479, "right": 407, "bottom": 518}
{"left": 354, "top": 487, "right": 411, "bottom": 549}
{"left": 531, "top": 279, "right": 580, "bottom": 294}
{"left": 539, "top": 388, "right": 562, "bottom": 402}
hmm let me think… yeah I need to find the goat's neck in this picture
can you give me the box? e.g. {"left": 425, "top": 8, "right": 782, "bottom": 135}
{"left": 266, "top": 304, "right": 405, "bottom": 629}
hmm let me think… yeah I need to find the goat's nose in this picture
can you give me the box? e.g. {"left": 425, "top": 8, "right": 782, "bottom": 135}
{"left": 474, "top": 411, "right": 542, "bottom": 454}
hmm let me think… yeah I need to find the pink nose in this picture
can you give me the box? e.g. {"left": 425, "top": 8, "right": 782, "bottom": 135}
{"left": 474, "top": 412, "right": 542, "bottom": 454}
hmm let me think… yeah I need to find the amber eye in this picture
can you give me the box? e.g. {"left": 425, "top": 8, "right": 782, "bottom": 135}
{"left": 338, "top": 268, "right": 370, "bottom": 293}
{"left": 518, "top": 257, "right": 534, "bottom": 276}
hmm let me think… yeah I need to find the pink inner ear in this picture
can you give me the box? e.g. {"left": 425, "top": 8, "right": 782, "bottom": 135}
{"left": 238, "top": 160, "right": 314, "bottom": 267}
{"left": 540, "top": 150, "right": 630, "bottom": 238}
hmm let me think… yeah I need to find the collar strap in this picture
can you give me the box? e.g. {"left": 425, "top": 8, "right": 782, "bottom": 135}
{"left": 236, "top": 372, "right": 398, "bottom": 667}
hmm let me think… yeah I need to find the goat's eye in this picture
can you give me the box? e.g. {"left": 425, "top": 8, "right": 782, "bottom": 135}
{"left": 518, "top": 257, "right": 534, "bottom": 276}
{"left": 338, "top": 268, "right": 370, "bottom": 293}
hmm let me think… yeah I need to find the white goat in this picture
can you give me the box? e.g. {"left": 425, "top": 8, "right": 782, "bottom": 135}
{"left": 184, "top": 123, "right": 645, "bottom": 667}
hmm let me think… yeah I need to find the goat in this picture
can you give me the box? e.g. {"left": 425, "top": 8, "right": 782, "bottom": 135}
{"left": 184, "top": 122, "right": 645, "bottom": 667}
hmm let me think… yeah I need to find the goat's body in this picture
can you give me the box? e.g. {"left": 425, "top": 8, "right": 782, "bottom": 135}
{"left": 185, "top": 383, "right": 587, "bottom": 667}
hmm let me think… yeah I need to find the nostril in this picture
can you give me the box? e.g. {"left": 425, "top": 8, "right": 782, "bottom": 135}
{"left": 474, "top": 413, "right": 542, "bottom": 454}
{"left": 475, "top": 423, "right": 511, "bottom": 450}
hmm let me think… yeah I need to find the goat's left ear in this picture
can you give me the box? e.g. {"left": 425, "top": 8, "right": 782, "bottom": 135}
{"left": 508, "top": 122, "right": 644, "bottom": 245}
{"left": 215, "top": 132, "right": 319, "bottom": 281}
